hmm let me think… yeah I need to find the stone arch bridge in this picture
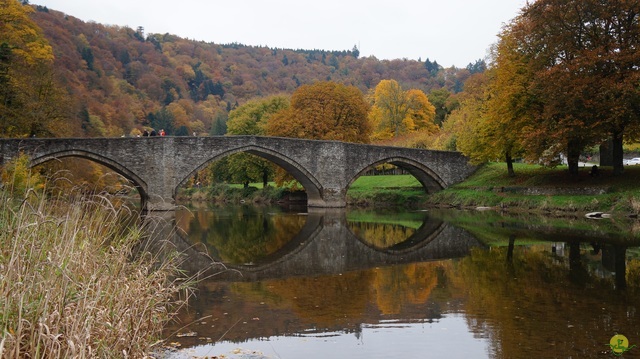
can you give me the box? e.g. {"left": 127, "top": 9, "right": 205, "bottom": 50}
{"left": 0, "top": 136, "right": 477, "bottom": 210}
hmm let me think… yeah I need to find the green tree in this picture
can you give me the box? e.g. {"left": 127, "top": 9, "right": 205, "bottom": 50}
{"left": 428, "top": 88, "right": 457, "bottom": 126}
{"left": 226, "top": 96, "right": 290, "bottom": 187}
{"left": 351, "top": 45, "right": 360, "bottom": 59}
{"left": 1, "top": 152, "right": 43, "bottom": 194}
{"left": 210, "top": 111, "right": 228, "bottom": 135}
{"left": 147, "top": 107, "right": 175, "bottom": 134}
{"left": 227, "top": 95, "right": 289, "bottom": 136}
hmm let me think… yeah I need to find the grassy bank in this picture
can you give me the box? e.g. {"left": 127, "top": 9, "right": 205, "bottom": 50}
{"left": 427, "top": 162, "right": 640, "bottom": 215}
{"left": 0, "top": 186, "right": 190, "bottom": 357}
{"left": 346, "top": 174, "right": 426, "bottom": 207}
{"left": 177, "top": 162, "right": 640, "bottom": 214}
{"left": 178, "top": 175, "right": 428, "bottom": 206}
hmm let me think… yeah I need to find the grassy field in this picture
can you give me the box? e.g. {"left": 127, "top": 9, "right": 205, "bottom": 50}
{"left": 428, "top": 162, "right": 640, "bottom": 214}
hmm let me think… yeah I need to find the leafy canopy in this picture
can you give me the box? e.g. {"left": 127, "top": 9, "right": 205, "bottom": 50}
{"left": 266, "top": 81, "right": 371, "bottom": 143}
{"left": 369, "top": 80, "right": 437, "bottom": 141}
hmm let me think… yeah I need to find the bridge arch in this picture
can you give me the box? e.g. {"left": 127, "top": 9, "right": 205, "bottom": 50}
{"left": 29, "top": 150, "right": 149, "bottom": 207}
{"left": 347, "top": 156, "right": 446, "bottom": 194}
{"left": 345, "top": 212, "right": 448, "bottom": 254}
{"left": 176, "top": 145, "right": 324, "bottom": 203}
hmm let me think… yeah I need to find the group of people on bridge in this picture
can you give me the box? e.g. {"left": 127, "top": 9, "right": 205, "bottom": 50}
{"left": 142, "top": 129, "right": 165, "bottom": 137}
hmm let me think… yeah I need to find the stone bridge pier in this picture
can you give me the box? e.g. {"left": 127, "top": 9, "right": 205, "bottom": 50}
{"left": 0, "top": 136, "right": 477, "bottom": 211}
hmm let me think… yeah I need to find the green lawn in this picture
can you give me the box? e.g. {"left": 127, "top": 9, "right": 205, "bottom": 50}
{"left": 227, "top": 175, "right": 422, "bottom": 192}
{"left": 348, "top": 174, "right": 422, "bottom": 192}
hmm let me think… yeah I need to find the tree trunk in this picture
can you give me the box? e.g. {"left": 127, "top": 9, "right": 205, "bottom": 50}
{"left": 611, "top": 129, "right": 624, "bottom": 176}
{"left": 507, "top": 235, "right": 515, "bottom": 262}
{"left": 262, "top": 171, "right": 269, "bottom": 188}
{"left": 599, "top": 138, "right": 614, "bottom": 166}
{"left": 567, "top": 139, "right": 581, "bottom": 176}
{"left": 505, "top": 151, "right": 515, "bottom": 177}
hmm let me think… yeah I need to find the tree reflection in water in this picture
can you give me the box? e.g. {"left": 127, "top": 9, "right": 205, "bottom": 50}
{"left": 176, "top": 205, "right": 307, "bottom": 265}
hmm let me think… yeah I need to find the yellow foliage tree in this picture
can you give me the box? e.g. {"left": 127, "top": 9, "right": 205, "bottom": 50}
{"left": 369, "top": 80, "right": 437, "bottom": 141}
{"left": 0, "top": 152, "right": 43, "bottom": 195}
{"left": 0, "top": 0, "right": 68, "bottom": 137}
{"left": 0, "top": 1, "right": 53, "bottom": 65}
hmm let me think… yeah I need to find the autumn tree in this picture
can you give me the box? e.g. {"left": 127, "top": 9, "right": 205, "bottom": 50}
{"left": 478, "top": 29, "right": 531, "bottom": 176}
{"left": 0, "top": 0, "right": 68, "bottom": 137}
{"left": 266, "top": 81, "right": 371, "bottom": 143}
{"left": 369, "top": 80, "right": 437, "bottom": 141}
{"left": 501, "top": 0, "right": 640, "bottom": 175}
{"left": 447, "top": 74, "right": 489, "bottom": 161}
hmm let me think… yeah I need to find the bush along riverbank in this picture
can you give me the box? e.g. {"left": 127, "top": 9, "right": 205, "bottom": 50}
{"left": 0, "top": 182, "right": 192, "bottom": 357}
{"left": 425, "top": 162, "right": 640, "bottom": 217}
{"left": 177, "top": 175, "right": 430, "bottom": 208}
{"left": 177, "top": 183, "right": 307, "bottom": 205}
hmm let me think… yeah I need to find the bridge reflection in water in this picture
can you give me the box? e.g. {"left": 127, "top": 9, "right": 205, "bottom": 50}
{"left": 142, "top": 208, "right": 640, "bottom": 359}
{"left": 140, "top": 207, "right": 485, "bottom": 281}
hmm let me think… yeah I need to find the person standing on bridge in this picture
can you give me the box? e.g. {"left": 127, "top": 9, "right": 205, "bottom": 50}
{"left": 150, "top": 129, "right": 157, "bottom": 136}
{"left": 160, "top": 129, "right": 166, "bottom": 136}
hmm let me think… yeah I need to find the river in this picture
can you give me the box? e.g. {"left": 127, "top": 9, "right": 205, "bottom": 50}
{"left": 152, "top": 203, "right": 640, "bottom": 359}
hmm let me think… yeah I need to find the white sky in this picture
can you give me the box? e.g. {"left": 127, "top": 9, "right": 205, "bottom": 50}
{"left": 32, "top": 0, "right": 527, "bottom": 68}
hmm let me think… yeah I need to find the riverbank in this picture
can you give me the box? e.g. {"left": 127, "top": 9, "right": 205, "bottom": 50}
{"left": 425, "top": 162, "right": 640, "bottom": 217}
{"left": 176, "top": 162, "right": 640, "bottom": 217}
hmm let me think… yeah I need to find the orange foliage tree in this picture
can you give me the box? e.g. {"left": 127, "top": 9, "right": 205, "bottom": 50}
{"left": 266, "top": 81, "right": 371, "bottom": 143}
{"left": 499, "top": 0, "right": 640, "bottom": 175}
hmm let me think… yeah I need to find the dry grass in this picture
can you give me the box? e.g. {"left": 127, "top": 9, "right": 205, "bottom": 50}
{"left": 0, "top": 185, "right": 190, "bottom": 358}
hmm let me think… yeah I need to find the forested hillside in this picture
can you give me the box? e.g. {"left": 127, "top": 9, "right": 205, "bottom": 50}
{"left": 7, "top": 4, "right": 481, "bottom": 138}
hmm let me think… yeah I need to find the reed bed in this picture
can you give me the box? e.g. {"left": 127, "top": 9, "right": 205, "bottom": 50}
{"left": 0, "top": 184, "right": 190, "bottom": 358}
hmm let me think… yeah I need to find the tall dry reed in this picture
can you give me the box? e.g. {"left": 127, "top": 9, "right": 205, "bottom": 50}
{"left": 0, "top": 185, "right": 190, "bottom": 358}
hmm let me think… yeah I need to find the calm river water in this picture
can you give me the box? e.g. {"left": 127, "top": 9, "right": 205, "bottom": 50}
{"left": 155, "top": 203, "right": 640, "bottom": 359}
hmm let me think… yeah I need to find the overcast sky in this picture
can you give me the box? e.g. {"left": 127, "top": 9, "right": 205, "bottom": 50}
{"left": 32, "top": 0, "right": 527, "bottom": 68}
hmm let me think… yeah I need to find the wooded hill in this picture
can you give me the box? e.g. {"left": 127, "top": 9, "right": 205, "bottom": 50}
{"left": 24, "top": 4, "right": 481, "bottom": 138}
